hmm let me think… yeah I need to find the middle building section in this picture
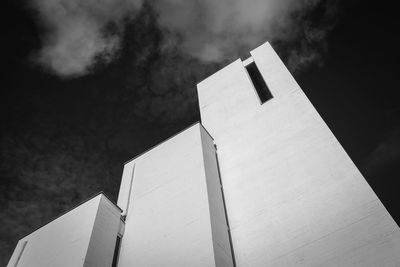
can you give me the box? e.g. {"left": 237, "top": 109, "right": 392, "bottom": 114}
{"left": 116, "top": 123, "right": 234, "bottom": 267}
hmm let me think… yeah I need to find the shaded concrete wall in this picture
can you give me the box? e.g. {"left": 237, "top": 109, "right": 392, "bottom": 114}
{"left": 84, "top": 196, "right": 123, "bottom": 267}
{"left": 197, "top": 42, "right": 400, "bottom": 266}
{"left": 200, "top": 126, "right": 234, "bottom": 267}
{"left": 7, "top": 194, "right": 122, "bottom": 267}
{"left": 117, "top": 123, "right": 233, "bottom": 267}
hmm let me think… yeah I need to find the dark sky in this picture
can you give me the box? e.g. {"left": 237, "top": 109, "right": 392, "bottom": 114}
{"left": 1, "top": 0, "right": 399, "bottom": 263}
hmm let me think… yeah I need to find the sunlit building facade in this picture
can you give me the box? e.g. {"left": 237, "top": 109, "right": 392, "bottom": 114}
{"left": 8, "top": 42, "right": 400, "bottom": 267}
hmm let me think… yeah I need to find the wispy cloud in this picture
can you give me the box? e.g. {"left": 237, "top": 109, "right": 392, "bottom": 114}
{"left": 155, "top": 0, "right": 322, "bottom": 62}
{"left": 30, "top": 0, "right": 338, "bottom": 77}
{"left": 30, "top": 0, "right": 143, "bottom": 77}
{"left": 362, "top": 127, "right": 400, "bottom": 177}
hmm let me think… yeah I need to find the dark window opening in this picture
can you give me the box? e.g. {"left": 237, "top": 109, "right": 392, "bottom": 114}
{"left": 245, "top": 62, "right": 272, "bottom": 103}
{"left": 112, "top": 236, "right": 122, "bottom": 267}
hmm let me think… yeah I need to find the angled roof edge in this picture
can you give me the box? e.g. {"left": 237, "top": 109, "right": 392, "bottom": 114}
{"left": 123, "top": 121, "right": 203, "bottom": 165}
{"left": 18, "top": 191, "right": 122, "bottom": 241}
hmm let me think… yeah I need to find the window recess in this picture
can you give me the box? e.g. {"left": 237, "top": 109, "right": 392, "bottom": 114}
{"left": 245, "top": 61, "right": 272, "bottom": 104}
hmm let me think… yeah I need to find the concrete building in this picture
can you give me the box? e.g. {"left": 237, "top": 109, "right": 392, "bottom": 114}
{"left": 7, "top": 193, "right": 124, "bottom": 267}
{"left": 8, "top": 42, "right": 400, "bottom": 266}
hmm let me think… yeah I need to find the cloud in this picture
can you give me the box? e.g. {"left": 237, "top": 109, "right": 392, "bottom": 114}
{"left": 30, "top": 0, "right": 143, "bottom": 77}
{"left": 360, "top": 107, "right": 400, "bottom": 183}
{"left": 362, "top": 127, "right": 400, "bottom": 177}
{"left": 30, "top": 0, "right": 338, "bottom": 77}
{"left": 154, "top": 0, "right": 318, "bottom": 62}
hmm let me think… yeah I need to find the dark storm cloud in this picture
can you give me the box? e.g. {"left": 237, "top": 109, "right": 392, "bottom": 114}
{"left": 30, "top": 0, "right": 339, "bottom": 77}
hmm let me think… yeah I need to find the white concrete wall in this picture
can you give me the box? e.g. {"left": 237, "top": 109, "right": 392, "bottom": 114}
{"left": 7, "top": 194, "right": 122, "bottom": 267}
{"left": 117, "top": 123, "right": 233, "bottom": 267}
{"left": 7, "top": 195, "right": 100, "bottom": 267}
{"left": 197, "top": 42, "right": 400, "bottom": 266}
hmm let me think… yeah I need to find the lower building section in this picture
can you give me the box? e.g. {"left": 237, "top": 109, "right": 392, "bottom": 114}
{"left": 7, "top": 193, "right": 123, "bottom": 267}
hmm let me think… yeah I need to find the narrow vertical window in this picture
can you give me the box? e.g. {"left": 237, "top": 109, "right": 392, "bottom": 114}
{"left": 111, "top": 236, "right": 122, "bottom": 267}
{"left": 245, "top": 61, "right": 272, "bottom": 103}
{"left": 13, "top": 241, "right": 27, "bottom": 267}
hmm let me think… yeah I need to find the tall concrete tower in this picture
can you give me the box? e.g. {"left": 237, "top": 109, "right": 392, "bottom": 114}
{"left": 195, "top": 42, "right": 400, "bottom": 266}
{"left": 8, "top": 42, "right": 400, "bottom": 267}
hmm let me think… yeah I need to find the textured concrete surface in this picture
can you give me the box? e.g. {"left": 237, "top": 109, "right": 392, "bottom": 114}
{"left": 117, "top": 124, "right": 233, "bottom": 267}
{"left": 197, "top": 42, "right": 400, "bottom": 266}
{"left": 7, "top": 194, "right": 122, "bottom": 267}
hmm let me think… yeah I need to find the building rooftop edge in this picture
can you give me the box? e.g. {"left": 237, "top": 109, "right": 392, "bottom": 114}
{"left": 18, "top": 191, "right": 122, "bottom": 241}
{"left": 123, "top": 121, "right": 213, "bottom": 165}
{"left": 196, "top": 41, "right": 270, "bottom": 87}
